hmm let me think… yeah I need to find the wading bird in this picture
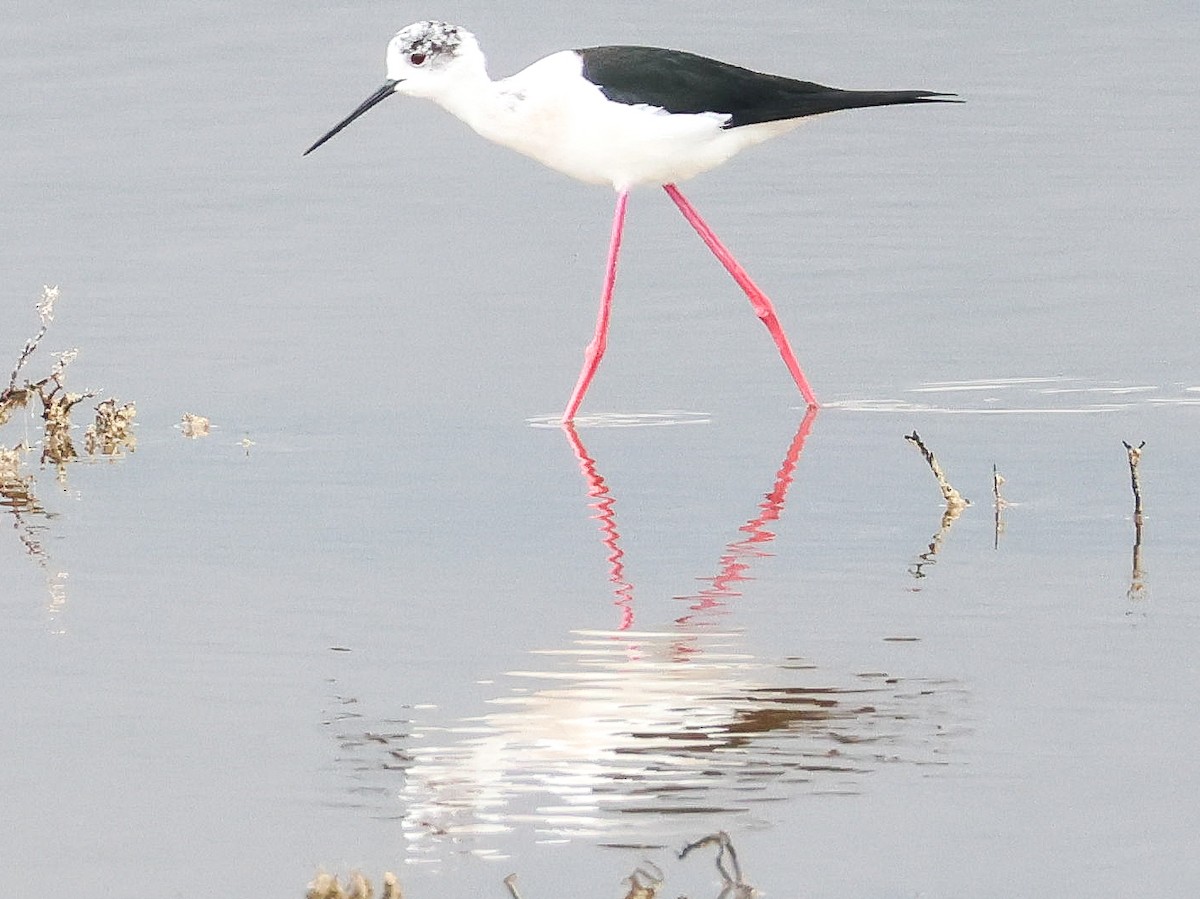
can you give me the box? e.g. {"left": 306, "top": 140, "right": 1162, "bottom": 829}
{"left": 305, "top": 21, "right": 957, "bottom": 420}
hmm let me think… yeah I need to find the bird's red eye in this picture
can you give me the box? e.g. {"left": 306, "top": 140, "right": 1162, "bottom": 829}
{"left": 410, "top": 52, "right": 427, "bottom": 66}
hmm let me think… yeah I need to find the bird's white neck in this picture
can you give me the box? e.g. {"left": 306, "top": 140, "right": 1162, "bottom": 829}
{"left": 416, "top": 49, "right": 616, "bottom": 185}
{"left": 404, "top": 46, "right": 504, "bottom": 139}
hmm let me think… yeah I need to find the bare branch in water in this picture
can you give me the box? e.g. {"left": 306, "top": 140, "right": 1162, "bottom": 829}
{"left": 903, "top": 433, "right": 968, "bottom": 581}
{"left": 622, "top": 861, "right": 663, "bottom": 899}
{"left": 1123, "top": 441, "right": 1146, "bottom": 601}
{"left": 1123, "top": 441, "right": 1145, "bottom": 521}
{"left": 905, "top": 431, "right": 969, "bottom": 510}
{"left": 679, "top": 831, "right": 758, "bottom": 898}
{"left": 993, "top": 464, "right": 1007, "bottom": 550}
{"left": 4, "top": 285, "right": 59, "bottom": 397}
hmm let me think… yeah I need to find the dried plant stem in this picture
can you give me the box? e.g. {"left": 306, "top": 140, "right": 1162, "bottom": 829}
{"left": 992, "top": 464, "right": 1007, "bottom": 549}
{"left": 622, "top": 862, "right": 663, "bottom": 899}
{"left": 4, "top": 285, "right": 59, "bottom": 396}
{"left": 3, "top": 285, "right": 137, "bottom": 627}
{"left": 496, "top": 834, "right": 753, "bottom": 899}
{"left": 904, "top": 432, "right": 968, "bottom": 581}
{"left": 86, "top": 398, "right": 137, "bottom": 456}
{"left": 1123, "top": 441, "right": 1144, "bottom": 522}
{"left": 679, "top": 831, "right": 756, "bottom": 897}
{"left": 1123, "top": 441, "right": 1146, "bottom": 600}
{"left": 905, "top": 431, "right": 969, "bottom": 509}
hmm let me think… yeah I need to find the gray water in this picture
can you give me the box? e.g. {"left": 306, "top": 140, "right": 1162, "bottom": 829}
{"left": 3, "top": 2, "right": 1199, "bottom": 897}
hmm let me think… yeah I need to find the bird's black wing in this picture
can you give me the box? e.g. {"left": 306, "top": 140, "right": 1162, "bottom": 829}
{"left": 576, "top": 45, "right": 957, "bottom": 128}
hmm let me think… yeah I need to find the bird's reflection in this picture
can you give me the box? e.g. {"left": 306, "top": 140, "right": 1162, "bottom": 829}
{"left": 671, "top": 410, "right": 815, "bottom": 632}
{"left": 562, "top": 423, "right": 636, "bottom": 630}
{"left": 561, "top": 409, "right": 815, "bottom": 635}
{"left": 331, "top": 410, "right": 959, "bottom": 859}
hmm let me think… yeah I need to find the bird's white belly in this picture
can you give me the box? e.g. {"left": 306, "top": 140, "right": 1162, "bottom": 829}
{"left": 457, "top": 52, "right": 801, "bottom": 189}
{"left": 524, "top": 100, "right": 779, "bottom": 188}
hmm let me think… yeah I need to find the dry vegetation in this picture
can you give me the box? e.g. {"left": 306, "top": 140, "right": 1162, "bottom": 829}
{"left": 1, "top": 286, "right": 136, "bottom": 469}
{"left": 2, "top": 286, "right": 138, "bottom": 620}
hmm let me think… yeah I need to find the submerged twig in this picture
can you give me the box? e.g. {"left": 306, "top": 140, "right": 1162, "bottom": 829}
{"left": 506, "top": 861, "right": 662, "bottom": 899}
{"left": 1123, "top": 441, "right": 1146, "bottom": 601}
{"left": 622, "top": 862, "right": 663, "bottom": 899}
{"left": 1123, "top": 441, "right": 1145, "bottom": 522}
{"left": 909, "top": 507, "right": 963, "bottom": 581}
{"left": 500, "top": 834, "right": 753, "bottom": 899}
{"left": 503, "top": 874, "right": 521, "bottom": 899}
{"left": 905, "top": 432, "right": 968, "bottom": 582}
{"left": 905, "top": 431, "right": 969, "bottom": 510}
{"left": 992, "top": 464, "right": 1007, "bottom": 550}
{"left": 679, "top": 831, "right": 757, "bottom": 898}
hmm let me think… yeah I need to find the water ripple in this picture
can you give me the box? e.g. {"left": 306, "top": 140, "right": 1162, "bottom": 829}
{"left": 825, "top": 377, "right": 1200, "bottom": 413}
{"left": 527, "top": 411, "right": 711, "bottom": 429}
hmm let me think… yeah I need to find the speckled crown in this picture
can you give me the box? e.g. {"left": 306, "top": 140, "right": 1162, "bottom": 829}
{"left": 395, "top": 21, "right": 464, "bottom": 58}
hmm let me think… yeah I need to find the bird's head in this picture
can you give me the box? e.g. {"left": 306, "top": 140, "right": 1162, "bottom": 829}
{"left": 303, "top": 20, "right": 482, "bottom": 156}
{"left": 386, "top": 21, "right": 480, "bottom": 97}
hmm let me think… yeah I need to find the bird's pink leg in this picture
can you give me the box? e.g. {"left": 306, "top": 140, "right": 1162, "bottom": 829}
{"left": 562, "top": 188, "right": 629, "bottom": 422}
{"left": 663, "top": 183, "right": 819, "bottom": 408}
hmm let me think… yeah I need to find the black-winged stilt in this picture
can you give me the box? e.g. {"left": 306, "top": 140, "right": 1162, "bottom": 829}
{"left": 305, "top": 21, "right": 958, "bottom": 421}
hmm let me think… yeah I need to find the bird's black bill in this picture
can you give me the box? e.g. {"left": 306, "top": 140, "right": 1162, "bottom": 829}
{"left": 303, "top": 80, "right": 399, "bottom": 156}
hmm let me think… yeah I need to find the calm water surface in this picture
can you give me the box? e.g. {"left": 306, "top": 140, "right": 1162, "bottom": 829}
{"left": 3, "top": 2, "right": 1198, "bottom": 897}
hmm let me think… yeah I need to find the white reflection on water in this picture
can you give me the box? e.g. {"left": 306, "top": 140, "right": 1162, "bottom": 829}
{"left": 330, "top": 411, "right": 964, "bottom": 861}
{"left": 388, "top": 629, "right": 959, "bottom": 857}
